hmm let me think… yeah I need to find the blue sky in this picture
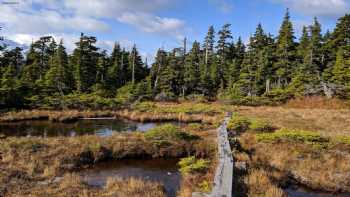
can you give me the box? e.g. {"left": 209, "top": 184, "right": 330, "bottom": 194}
{"left": 0, "top": 0, "right": 349, "bottom": 61}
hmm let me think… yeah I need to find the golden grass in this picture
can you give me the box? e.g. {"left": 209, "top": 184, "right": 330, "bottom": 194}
{"left": 0, "top": 110, "right": 115, "bottom": 122}
{"left": 236, "top": 106, "right": 350, "bottom": 137}
{"left": 285, "top": 96, "right": 349, "bottom": 110}
{"left": 244, "top": 169, "right": 286, "bottom": 197}
{"left": 239, "top": 132, "right": 350, "bottom": 192}
{"left": 0, "top": 123, "right": 217, "bottom": 197}
{"left": 7, "top": 173, "right": 166, "bottom": 197}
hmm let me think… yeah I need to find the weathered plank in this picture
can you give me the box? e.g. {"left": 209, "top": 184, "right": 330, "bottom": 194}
{"left": 193, "top": 114, "right": 233, "bottom": 197}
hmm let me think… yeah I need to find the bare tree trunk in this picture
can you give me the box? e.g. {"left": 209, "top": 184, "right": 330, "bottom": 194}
{"left": 266, "top": 79, "right": 270, "bottom": 93}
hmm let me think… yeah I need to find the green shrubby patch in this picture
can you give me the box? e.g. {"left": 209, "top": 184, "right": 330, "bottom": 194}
{"left": 144, "top": 124, "right": 199, "bottom": 142}
{"left": 256, "top": 128, "right": 330, "bottom": 145}
{"left": 249, "top": 118, "right": 274, "bottom": 132}
{"left": 227, "top": 115, "right": 250, "bottom": 133}
{"left": 178, "top": 156, "right": 210, "bottom": 175}
{"left": 131, "top": 102, "right": 222, "bottom": 115}
{"left": 227, "top": 114, "right": 274, "bottom": 133}
{"left": 335, "top": 136, "right": 350, "bottom": 145}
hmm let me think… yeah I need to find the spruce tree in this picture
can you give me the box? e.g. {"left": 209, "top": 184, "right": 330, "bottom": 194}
{"left": 274, "top": 9, "right": 296, "bottom": 88}
{"left": 45, "top": 40, "right": 71, "bottom": 94}
{"left": 72, "top": 33, "right": 99, "bottom": 93}
{"left": 184, "top": 41, "right": 201, "bottom": 94}
{"left": 216, "top": 23, "right": 233, "bottom": 88}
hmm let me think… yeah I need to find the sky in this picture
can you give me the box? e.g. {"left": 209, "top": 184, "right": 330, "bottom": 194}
{"left": 0, "top": 0, "right": 349, "bottom": 62}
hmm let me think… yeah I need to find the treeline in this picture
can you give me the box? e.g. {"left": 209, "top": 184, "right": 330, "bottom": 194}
{"left": 1, "top": 10, "right": 350, "bottom": 109}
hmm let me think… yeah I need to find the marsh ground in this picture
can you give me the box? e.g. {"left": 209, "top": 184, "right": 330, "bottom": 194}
{"left": 1, "top": 100, "right": 349, "bottom": 196}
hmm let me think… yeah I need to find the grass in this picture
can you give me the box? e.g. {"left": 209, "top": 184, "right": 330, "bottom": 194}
{"left": 244, "top": 169, "right": 286, "bottom": 197}
{"left": 236, "top": 105, "right": 350, "bottom": 137}
{"left": 8, "top": 173, "right": 166, "bottom": 197}
{"left": 229, "top": 109, "right": 350, "bottom": 194}
{"left": 178, "top": 156, "right": 210, "bottom": 175}
{"left": 237, "top": 130, "right": 350, "bottom": 193}
{"left": 0, "top": 122, "right": 217, "bottom": 197}
{"left": 0, "top": 110, "right": 115, "bottom": 122}
{"left": 285, "top": 96, "right": 349, "bottom": 110}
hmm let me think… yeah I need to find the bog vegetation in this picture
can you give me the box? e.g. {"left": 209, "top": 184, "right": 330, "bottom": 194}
{"left": 1, "top": 11, "right": 350, "bottom": 109}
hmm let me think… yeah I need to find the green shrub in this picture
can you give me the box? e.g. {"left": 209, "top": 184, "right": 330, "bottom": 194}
{"left": 132, "top": 102, "right": 156, "bottom": 112}
{"left": 256, "top": 128, "right": 329, "bottom": 144}
{"left": 335, "top": 136, "right": 350, "bottom": 145}
{"left": 227, "top": 115, "right": 250, "bottom": 133}
{"left": 144, "top": 124, "right": 199, "bottom": 142}
{"left": 249, "top": 119, "right": 274, "bottom": 132}
{"left": 115, "top": 83, "right": 136, "bottom": 104}
{"left": 178, "top": 156, "right": 210, "bottom": 175}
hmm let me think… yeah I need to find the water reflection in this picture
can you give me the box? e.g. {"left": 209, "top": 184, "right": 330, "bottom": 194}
{"left": 80, "top": 159, "right": 181, "bottom": 197}
{"left": 0, "top": 119, "right": 178, "bottom": 137}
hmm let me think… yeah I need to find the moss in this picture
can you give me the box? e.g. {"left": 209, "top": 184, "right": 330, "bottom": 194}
{"left": 178, "top": 156, "right": 210, "bottom": 175}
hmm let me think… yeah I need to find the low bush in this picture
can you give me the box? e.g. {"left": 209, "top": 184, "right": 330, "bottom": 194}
{"left": 178, "top": 156, "right": 210, "bottom": 175}
{"left": 249, "top": 119, "right": 274, "bottom": 132}
{"left": 144, "top": 124, "right": 199, "bottom": 142}
{"left": 227, "top": 115, "right": 251, "bottom": 133}
{"left": 256, "top": 128, "right": 330, "bottom": 145}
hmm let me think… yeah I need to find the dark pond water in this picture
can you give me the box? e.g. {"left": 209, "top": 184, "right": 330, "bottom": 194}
{"left": 285, "top": 187, "right": 350, "bottom": 197}
{"left": 80, "top": 159, "right": 181, "bottom": 197}
{"left": 0, "top": 119, "right": 178, "bottom": 137}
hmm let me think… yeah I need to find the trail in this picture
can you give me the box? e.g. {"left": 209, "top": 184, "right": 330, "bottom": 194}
{"left": 193, "top": 114, "right": 233, "bottom": 197}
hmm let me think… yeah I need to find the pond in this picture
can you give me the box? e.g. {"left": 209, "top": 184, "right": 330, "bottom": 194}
{"left": 80, "top": 159, "right": 181, "bottom": 197}
{"left": 285, "top": 187, "right": 350, "bottom": 197}
{"left": 0, "top": 119, "right": 180, "bottom": 137}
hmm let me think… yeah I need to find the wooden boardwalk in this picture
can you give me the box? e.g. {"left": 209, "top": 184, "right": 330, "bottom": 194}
{"left": 193, "top": 114, "right": 233, "bottom": 197}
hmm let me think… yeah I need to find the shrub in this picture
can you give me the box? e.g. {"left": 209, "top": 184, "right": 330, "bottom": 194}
{"left": 249, "top": 119, "right": 274, "bottom": 132}
{"left": 227, "top": 115, "right": 250, "bottom": 133}
{"left": 132, "top": 102, "right": 156, "bottom": 112}
{"left": 335, "top": 136, "right": 350, "bottom": 145}
{"left": 144, "top": 124, "right": 199, "bottom": 142}
{"left": 178, "top": 156, "right": 210, "bottom": 175}
{"left": 256, "top": 128, "right": 329, "bottom": 145}
{"left": 116, "top": 83, "right": 136, "bottom": 104}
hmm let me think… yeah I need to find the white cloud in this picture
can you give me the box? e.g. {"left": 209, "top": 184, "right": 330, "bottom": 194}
{"left": 208, "top": 0, "right": 233, "bottom": 13}
{"left": 0, "top": 0, "right": 187, "bottom": 53}
{"left": 118, "top": 12, "right": 186, "bottom": 40}
{"left": 271, "top": 0, "right": 350, "bottom": 17}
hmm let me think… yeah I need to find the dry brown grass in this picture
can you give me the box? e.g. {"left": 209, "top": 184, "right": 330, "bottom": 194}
{"left": 103, "top": 177, "right": 165, "bottom": 197}
{"left": 239, "top": 132, "right": 350, "bottom": 192}
{"left": 244, "top": 169, "right": 286, "bottom": 197}
{"left": 285, "top": 96, "right": 349, "bottom": 110}
{"left": 0, "top": 110, "right": 115, "bottom": 122}
{"left": 5, "top": 173, "right": 166, "bottom": 197}
{"left": 0, "top": 132, "right": 215, "bottom": 196}
{"left": 236, "top": 106, "right": 350, "bottom": 137}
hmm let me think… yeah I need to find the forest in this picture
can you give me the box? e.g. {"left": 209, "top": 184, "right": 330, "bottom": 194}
{"left": 0, "top": 10, "right": 349, "bottom": 109}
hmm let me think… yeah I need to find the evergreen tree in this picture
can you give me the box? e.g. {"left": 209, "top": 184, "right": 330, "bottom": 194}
{"left": 184, "top": 41, "right": 201, "bottom": 94}
{"left": 45, "top": 40, "right": 71, "bottom": 94}
{"left": 274, "top": 9, "right": 296, "bottom": 88}
{"left": 107, "top": 43, "right": 122, "bottom": 92}
{"left": 216, "top": 23, "right": 233, "bottom": 88}
{"left": 203, "top": 26, "right": 215, "bottom": 65}
{"left": 332, "top": 47, "right": 350, "bottom": 89}
{"left": 72, "top": 33, "right": 99, "bottom": 93}
{"left": 129, "top": 45, "right": 147, "bottom": 84}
